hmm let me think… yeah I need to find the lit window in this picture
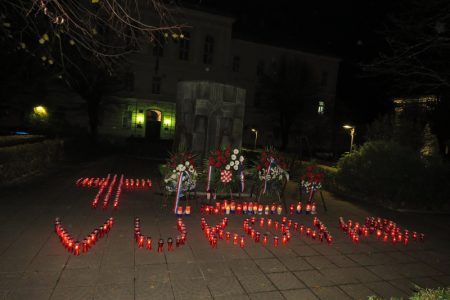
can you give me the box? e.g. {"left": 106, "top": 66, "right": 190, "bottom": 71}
{"left": 179, "top": 32, "right": 190, "bottom": 61}
{"left": 232, "top": 56, "right": 240, "bottom": 72}
{"left": 203, "top": 35, "right": 214, "bottom": 64}
{"left": 152, "top": 76, "right": 161, "bottom": 94}
{"left": 122, "top": 111, "right": 132, "bottom": 129}
{"left": 318, "top": 101, "right": 325, "bottom": 115}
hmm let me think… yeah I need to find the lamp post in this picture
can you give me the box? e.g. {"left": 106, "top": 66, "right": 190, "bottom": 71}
{"left": 343, "top": 125, "right": 355, "bottom": 152}
{"left": 251, "top": 128, "right": 258, "bottom": 150}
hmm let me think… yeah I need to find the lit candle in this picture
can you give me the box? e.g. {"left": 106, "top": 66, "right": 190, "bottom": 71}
{"left": 243, "top": 202, "right": 248, "bottom": 214}
{"left": 289, "top": 204, "right": 294, "bottom": 214}
{"left": 236, "top": 204, "right": 242, "bottom": 215}
{"left": 282, "top": 234, "right": 287, "bottom": 246}
{"left": 248, "top": 202, "right": 253, "bottom": 214}
{"left": 305, "top": 203, "right": 311, "bottom": 214}
{"left": 82, "top": 239, "right": 88, "bottom": 253}
{"left": 311, "top": 230, "right": 317, "bottom": 240}
{"left": 177, "top": 206, "right": 183, "bottom": 216}
{"left": 259, "top": 217, "right": 264, "bottom": 227}
{"left": 271, "top": 204, "right": 276, "bottom": 214}
{"left": 240, "top": 236, "right": 245, "bottom": 248}
{"left": 306, "top": 227, "right": 311, "bottom": 236}
{"left": 167, "top": 238, "right": 173, "bottom": 251}
{"left": 230, "top": 202, "right": 236, "bottom": 214}
{"left": 258, "top": 205, "right": 263, "bottom": 215}
{"left": 267, "top": 218, "right": 272, "bottom": 227}
{"left": 273, "top": 236, "right": 279, "bottom": 247}
{"left": 282, "top": 216, "right": 287, "bottom": 224}
{"left": 311, "top": 203, "right": 317, "bottom": 214}
{"left": 376, "top": 229, "right": 382, "bottom": 239}
{"left": 233, "top": 233, "right": 238, "bottom": 245}
{"left": 296, "top": 202, "right": 302, "bottom": 214}
{"left": 147, "top": 237, "right": 152, "bottom": 250}
{"left": 262, "top": 234, "right": 268, "bottom": 246}
{"left": 265, "top": 205, "right": 270, "bottom": 215}
{"left": 277, "top": 205, "right": 282, "bottom": 215}
{"left": 274, "top": 221, "right": 279, "bottom": 231}
{"left": 226, "top": 232, "right": 231, "bottom": 241}
{"left": 74, "top": 242, "right": 80, "bottom": 256}
{"left": 219, "top": 230, "right": 224, "bottom": 240}
{"left": 251, "top": 217, "right": 256, "bottom": 225}
{"left": 138, "top": 235, "right": 144, "bottom": 248}
{"left": 287, "top": 220, "right": 292, "bottom": 228}
{"left": 251, "top": 229, "right": 256, "bottom": 239}
{"left": 294, "top": 222, "right": 298, "bottom": 230}
{"left": 255, "top": 232, "right": 261, "bottom": 243}
{"left": 185, "top": 206, "right": 191, "bottom": 216}
{"left": 158, "top": 239, "right": 164, "bottom": 252}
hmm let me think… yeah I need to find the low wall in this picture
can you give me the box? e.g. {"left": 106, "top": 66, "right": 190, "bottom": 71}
{"left": 0, "top": 139, "right": 64, "bottom": 185}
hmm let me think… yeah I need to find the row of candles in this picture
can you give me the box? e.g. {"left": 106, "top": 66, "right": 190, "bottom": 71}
{"left": 76, "top": 175, "right": 152, "bottom": 190}
{"left": 54, "top": 217, "right": 113, "bottom": 255}
{"left": 199, "top": 215, "right": 333, "bottom": 249}
{"left": 338, "top": 216, "right": 424, "bottom": 245}
{"left": 200, "top": 201, "right": 317, "bottom": 216}
{"left": 124, "top": 178, "right": 152, "bottom": 190}
{"left": 134, "top": 218, "right": 187, "bottom": 252}
{"left": 76, "top": 176, "right": 109, "bottom": 188}
{"left": 176, "top": 206, "right": 191, "bottom": 216}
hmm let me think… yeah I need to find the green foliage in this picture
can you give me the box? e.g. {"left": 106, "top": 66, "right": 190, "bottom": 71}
{"left": 335, "top": 140, "right": 450, "bottom": 210}
{"left": 367, "top": 286, "right": 450, "bottom": 300}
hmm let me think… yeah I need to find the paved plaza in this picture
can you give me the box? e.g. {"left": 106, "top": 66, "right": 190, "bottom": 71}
{"left": 0, "top": 156, "right": 449, "bottom": 299}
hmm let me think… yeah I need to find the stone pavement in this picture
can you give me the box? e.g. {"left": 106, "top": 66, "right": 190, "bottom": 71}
{"left": 0, "top": 156, "right": 449, "bottom": 300}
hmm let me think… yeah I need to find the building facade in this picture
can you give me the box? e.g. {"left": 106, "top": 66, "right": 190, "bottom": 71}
{"left": 98, "top": 6, "right": 340, "bottom": 150}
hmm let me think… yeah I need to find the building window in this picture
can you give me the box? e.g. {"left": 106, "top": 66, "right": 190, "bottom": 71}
{"left": 179, "top": 32, "right": 190, "bottom": 61}
{"left": 152, "top": 33, "right": 165, "bottom": 57}
{"left": 123, "top": 72, "right": 134, "bottom": 91}
{"left": 203, "top": 35, "right": 214, "bottom": 64}
{"left": 318, "top": 101, "right": 325, "bottom": 115}
{"left": 232, "top": 56, "right": 240, "bottom": 72}
{"left": 320, "top": 71, "right": 328, "bottom": 87}
{"left": 257, "top": 60, "right": 265, "bottom": 76}
{"left": 122, "top": 111, "right": 132, "bottom": 129}
{"left": 152, "top": 76, "right": 161, "bottom": 94}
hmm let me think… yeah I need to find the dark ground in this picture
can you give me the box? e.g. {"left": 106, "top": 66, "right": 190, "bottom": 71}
{"left": 0, "top": 155, "right": 449, "bottom": 300}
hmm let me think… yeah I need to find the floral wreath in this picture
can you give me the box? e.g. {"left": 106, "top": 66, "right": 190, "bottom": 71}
{"left": 253, "top": 147, "right": 289, "bottom": 195}
{"left": 206, "top": 146, "right": 245, "bottom": 193}
{"left": 163, "top": 151, "right": 198, "bottom": 193}
{"left": 300, "top": 165, "right": 324, "bottom": 196}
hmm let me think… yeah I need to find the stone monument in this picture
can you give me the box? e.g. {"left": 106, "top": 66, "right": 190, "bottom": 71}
{"left": 175, "top": 81, "right": 246, "bottom": 158}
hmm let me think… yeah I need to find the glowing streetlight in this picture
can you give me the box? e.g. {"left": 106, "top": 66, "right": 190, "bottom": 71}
{"left": 251, "top": 128, "right": 258, "bottom": 150}
{"left": 343, "top": 125, "right": 355, "bottom": 152}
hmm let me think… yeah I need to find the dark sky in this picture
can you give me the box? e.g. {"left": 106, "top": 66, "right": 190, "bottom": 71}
{"left": 181, "top": 0, "right": 398, "bottom": 128}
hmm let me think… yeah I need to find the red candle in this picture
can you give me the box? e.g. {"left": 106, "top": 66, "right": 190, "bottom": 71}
{"left": 233, "top": 234, "right": 238, "bottom": 245}
{"left": 185, "top": 206, "right": 191, "bottom": 216}
{"left": 251, "top": 217, "right": 256, "bottom": 225}
{"left": 282, "top": 234, "right": 287, "bottom": 246}
{"left": 267, "top": 219, "right": 272, "bottom": 227}
{"left": 306, "top": 228, "right": 311, "bottom": 236}
{"left": 138, "top": 235, "right": 144, "bottom": 248}
{"left": 259, "top": 217, "right": 265, "bottom": 227}
{"left": 82, "top": 239, "right": 88, "bottom": 253}
{"left": 383, "top": 233, "right": 388, "bottom": 242}
{"left": 226, "top": 232, "right": 231, "bottom": 241}
{"left": 262, "top": 234, "right": 268, "bottom": 246}
{"left": 251, "top": 229, "right": 256, "bottom": 239}
{"left": 213, "top": 207, "right": 219, "bottom": 215}
{"left": 240, "top": 236, "right": 245, "bottom": 248}
{"left": 236, "top": 204, "right": 242, "bottom": 215}
{"left": 412, "top": 232, "right": 417, "bottom": 240}
{"left": 404, "top": 236, "right": 409, "bottom": 245}
{"left": 289, "top": 204, "right": 294, "bottom": 214}
{"left": 376, "top": 229, "right": 382, "bottom": 239}
{"left": 273, "top": 236, "right": 279, "bottom": 247}
{"left": 158, "top": 239, "right": 164, "bottom": 252}
{"left": 296, "top": 202, "right": 302, "bottom": 214}
{"left": 274, "top": 221, "right": 279, "bottom": 231}
{"left": 219, "top": 230, "right": 224, "bottom": 240}
{"left": 287, "top": 220, "right": 292, "bottom": 228}
{"left": 294, "top": 222, "right": 298, "bottom": 230}
{"left": 73, "top": 242, "right": 80, "bottom": 256}
{"left": 311, "top": 230, "right": 317, "bottom": 240}
{"left": 146, "top": 237, "right": 152, "bottom": 250}
{"left": 282, "top": 216, "right": 287, "bottom": 224}
{"left": 255, "top": 232, "right": 261, "bottom": 243}
{"left": 299, "top": 225, "right": 304, "bottom": 234}
{"left": 167, "top": 238, "right": 173, "bottom": 251}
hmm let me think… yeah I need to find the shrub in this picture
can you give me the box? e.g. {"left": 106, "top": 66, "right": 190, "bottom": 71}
{"left": 0, "top": 139, "right": 64, "bottom": 185}
{"left": 368, "top": 286, "right": 450, "bottom": 300}
{"left": 335, "top": 140, "right": 450, "bottom": 210}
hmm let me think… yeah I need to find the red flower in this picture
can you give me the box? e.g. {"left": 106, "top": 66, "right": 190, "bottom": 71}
{"left": 208, "top": 157, "right": 215, "bottom": 166}
{"left": 256, "top": 165, "right": 261, "bottom": 171}
{"left": 215, "top": 162, "right": 222, "bottom": 168}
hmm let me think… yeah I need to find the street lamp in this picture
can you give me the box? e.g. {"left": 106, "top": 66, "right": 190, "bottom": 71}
{"left": 343, "top": 125, "right": 355, "bottom": 152}
{"left": 251, "top": 128, "right": 258, "bottom": 150}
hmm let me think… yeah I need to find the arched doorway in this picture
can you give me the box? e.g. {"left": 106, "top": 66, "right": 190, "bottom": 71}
{"left": 145, "top": 109, "right": 161, "bottom": 140}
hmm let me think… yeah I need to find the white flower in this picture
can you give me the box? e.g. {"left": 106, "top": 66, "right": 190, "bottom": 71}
{"left": 171, "top": 174, "right": 177, "bottom": 180}
{"left": 225, "top": 165, "right": 230, "bottom": 170}
{"left": 177, "top": 164, "right": 183, "bottom": 169}
{"left": 234, "top": 160, "right": 240, "bottom": 166}
{"left": 239, "top": 156, "right": 244, "bottom": 162}
{"left": 233, "top": 149, "right": 239, "bottom": 154}
{"left": 173, "top": 169, "right": 176, "bottom": 173}
{"left": 185, "top": 161, "right": 190, "bottom": 166}
{"left": 279, "top": 175, "right": 283, "bottom": 180}
{"left": 231, "top": 154, "right": 236, "bottom": 160}
{"left": 233, "top": 165, "right": 239, "bottom": 170}
{"left": 181, "top": 166, "right": 186, "bottom": 171}
{"left": 230, "top": 161, "right": 235, "bottom": 166}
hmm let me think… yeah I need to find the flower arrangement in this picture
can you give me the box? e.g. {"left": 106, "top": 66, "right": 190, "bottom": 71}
{"left": 206, "top": 146, "right": 245, "bottom": 193}
{"left": 163, "top": 151, "right": 198, "bottom": 193}
{"left": 253, "top": 147, "right": 289, "bottom": 195}
{"left": 300, "top": 165, "right": 324, "bottom": 196}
